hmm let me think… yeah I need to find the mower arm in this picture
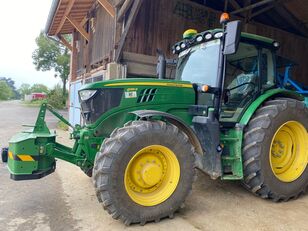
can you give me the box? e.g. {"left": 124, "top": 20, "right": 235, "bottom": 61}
{"left": 32, "top": 103, "right": 74, "bottom": 134}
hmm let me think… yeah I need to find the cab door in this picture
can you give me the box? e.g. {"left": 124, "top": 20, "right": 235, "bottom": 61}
{"left": 220, "top": 42, "right": 260, "bottom": 123}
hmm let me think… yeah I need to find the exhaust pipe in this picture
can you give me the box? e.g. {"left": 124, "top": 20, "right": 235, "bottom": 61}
{"left": 157, "top": 49, "right": 166, "bottom": 79}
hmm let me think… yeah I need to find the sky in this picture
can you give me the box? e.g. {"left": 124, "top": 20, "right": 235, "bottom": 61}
{"left": 0, "top": 0, "right": 61, "bottom": 88}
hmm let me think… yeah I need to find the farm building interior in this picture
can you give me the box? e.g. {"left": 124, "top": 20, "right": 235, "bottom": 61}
{"left": 45, "top": 0, "right": 308, "bottom": 125}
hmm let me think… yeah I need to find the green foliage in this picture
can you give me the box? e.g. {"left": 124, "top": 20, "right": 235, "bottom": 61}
{"left": 32, "top": 32, "right": 70, "bottom": 97}
{"left": 57, "top": 121, "right": 69, "bottom": 131}
{"left": 47, "top": 84, "right": 68, "bottom": 109}
{"left": 18, "top": 83, "right": 31, "bottom": 98}
{"left": 30, "top": 84, "right": 49, "bottom": 93}
{"left": 0, "top": 81, "right": 13, "bottom": 100}
{"left": 0, "top": 77, "right": 19, "bottom": 99}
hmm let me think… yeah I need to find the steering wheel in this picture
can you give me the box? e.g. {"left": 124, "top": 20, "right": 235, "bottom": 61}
{"left": 227, "top": 82, "right": 256, "bottom": 92}
{"left": 224, "top": 82, "right": 256, "bottom": 106}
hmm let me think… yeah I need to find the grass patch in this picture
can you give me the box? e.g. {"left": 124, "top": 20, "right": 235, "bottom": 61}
{"left": 57, "top": 121, "right": 69, "bottom": 131}
{"left": 22, "top": 99, "right": 45, "bottom": 107}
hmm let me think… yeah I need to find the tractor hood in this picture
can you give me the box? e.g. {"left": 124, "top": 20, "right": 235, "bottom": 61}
{"left": 78, "top": 79, "right": 196, "bottom": 126}
{"left": 80, "top": 78, "right": 194, "bottom": 90}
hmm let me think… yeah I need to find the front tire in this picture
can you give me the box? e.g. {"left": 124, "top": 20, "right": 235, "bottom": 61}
{"left": 243, "top": 98, "right": 308, "bottom": 201}
{"left": 93, "top": 121, "right": 195, "bottom": 225}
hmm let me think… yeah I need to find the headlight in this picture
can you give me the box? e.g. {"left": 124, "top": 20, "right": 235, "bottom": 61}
{"left": 214, "top": 32, "right": 224, "bottom": 39}
{"left": 180, "top": 42, "right": 186, "bottom": 49}
{"left": 204, "top": 33, "right": 213, "bottom": 40}
{"left": 273, "top": 41, "right": 280, "bottom": 48}
{"left": 79, "top": 90, "right": 97, "bottom": 101}
{"left": 196, "top": 35, "right": 203, "bottom": 43}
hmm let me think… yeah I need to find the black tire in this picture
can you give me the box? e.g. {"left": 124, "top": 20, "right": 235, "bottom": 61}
{"left": 242, "top": 98, "right": 308, "bottom": 201}
{"left": 1, "top": 148, "right": 8, "bottom": 163}
{"left": 93, "top": 120, "right": 196, "bottom": 225}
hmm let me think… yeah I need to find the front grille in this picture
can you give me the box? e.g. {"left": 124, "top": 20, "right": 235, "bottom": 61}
{"left": 137, "top": 88, "right": 157, "bottom": 103}
{"left": 80, "top": 88, "right": 123, "bottom": 124}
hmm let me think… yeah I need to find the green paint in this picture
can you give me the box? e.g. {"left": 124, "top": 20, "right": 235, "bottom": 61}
{"left": 240, "top": 89, "right": 303, "bottom": 125}
{"left": 220, "top": 127, "right": 244, "bottom": 180}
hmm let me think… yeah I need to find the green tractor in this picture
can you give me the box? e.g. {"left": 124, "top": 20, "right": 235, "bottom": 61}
{"left": 5, "top": 17, "right": 308, "bottom": 225}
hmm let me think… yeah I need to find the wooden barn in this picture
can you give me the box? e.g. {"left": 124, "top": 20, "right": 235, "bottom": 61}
{"left": 45, "top": 0, "right": 308, "bottom": 125}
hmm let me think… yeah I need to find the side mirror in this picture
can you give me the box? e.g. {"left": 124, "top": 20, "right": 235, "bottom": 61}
{"left": 224, "top": 20, "right": 242, "bottom": 55}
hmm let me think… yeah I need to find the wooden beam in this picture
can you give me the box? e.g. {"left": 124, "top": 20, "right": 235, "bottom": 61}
{"left": 70, "top": 31, "right": 78, "bottom": 82}
{"left": 231, "top": 0, "right": 275, "bottom": 15}
{"left": 250, "top": 0, "right": 289, "bottom": 19}
{"left": 57, "top": 34, "right": 73, "bottom": 51}
{"left": 250, "top": 4, "right": 275, "bottom": 18}
{"left": 115, "top": 0, "right": 125, "bottom": 8}
{"left": 115, "top": 0, "right": 143, "bottom": 62}
{"left": 66, "top": 15, "right": 90, "bottom": 41}
{"left": 97, "top": 0, "right": 115, "bottom": 17}
{"left": 274, "top": 5, "right": 308, "bottom": 37}
{"left": 80, "top": 15, "right": 89, "bottom": 26}
{"left": 228, "top": 0, "right": 241, "bottom": 11}
{"left": 224, "top": 0, "right": 229, "bottom": 12}
{"left": 117, "top": 0, "right": 134, "bottom": 22}
{"left": 55, "top": 0, "right": 76, "bottom": 34}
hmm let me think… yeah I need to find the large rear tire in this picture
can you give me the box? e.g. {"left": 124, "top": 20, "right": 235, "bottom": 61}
{"left": 93, "top": 121, "right": 196, "bottom": 225}
{"left": 242, "top": 98, "right": 308, "bottom": 201}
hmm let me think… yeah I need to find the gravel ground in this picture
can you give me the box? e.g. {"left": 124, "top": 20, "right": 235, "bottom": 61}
{"left": 0, "top": 100, "right": 308, "bottom": 231}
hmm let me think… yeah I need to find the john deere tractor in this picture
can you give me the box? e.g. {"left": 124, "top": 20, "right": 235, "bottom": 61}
{"left": 5, "top": 16, "right": 308, "bottom": 225}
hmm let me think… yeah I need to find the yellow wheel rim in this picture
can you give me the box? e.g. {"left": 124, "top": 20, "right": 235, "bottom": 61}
{"left": 270, "top": 121, "right": 308, "bottom": 182}
{"left": 124, "top": 145, "right": 180, "bottom": 206}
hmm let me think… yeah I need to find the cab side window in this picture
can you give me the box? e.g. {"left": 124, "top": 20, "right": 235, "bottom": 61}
{"left": 221, "top": 42, "right": 259, "bottom": 122}
{"left": 224, "top": 43, "right": 259, "bottom": 108}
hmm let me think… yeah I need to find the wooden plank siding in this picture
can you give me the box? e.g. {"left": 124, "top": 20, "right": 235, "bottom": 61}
{"left": 123, "top": 0, "right": 220, "bottom": 57}
{"left": 90, "top": 6, "right": 115, "bottom": 66}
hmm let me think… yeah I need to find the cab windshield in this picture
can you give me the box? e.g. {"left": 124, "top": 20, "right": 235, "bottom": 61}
{"left": 176, "top": 39, "right": 221, "bottom": 86}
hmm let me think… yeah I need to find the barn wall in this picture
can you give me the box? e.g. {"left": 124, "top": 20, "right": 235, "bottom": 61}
{"left": 246, "top": 25, "right": 308, "bottom": 85}
{"left": 124, "top": 0, "right": 220, "bottom": 57}
{"left": 75, "top": 5, "right": 115, "bottom": 76}
{"left": 123, "top": 0, "right": 308, "bottom": 85}
{"left": 90, "top": 6, "right": 115, "bottom": 66}
{"left": 72, "top": 0, "right": 307, "bottom": 85}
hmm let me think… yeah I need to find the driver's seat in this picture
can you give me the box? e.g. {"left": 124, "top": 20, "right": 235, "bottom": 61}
{"left": 236, "top": 73, "right": 256, "bottom": 95}
{"left": 225, "top": 73, "right": 257, "bottom": 109}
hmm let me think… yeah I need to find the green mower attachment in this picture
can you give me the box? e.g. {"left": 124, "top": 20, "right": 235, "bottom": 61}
{"left": 8, "top": 103, "right": 74, "bottom": 180}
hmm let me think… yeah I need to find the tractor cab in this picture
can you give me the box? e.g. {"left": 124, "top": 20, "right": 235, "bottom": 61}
{"left": 173, "top": 26, "right": 280, "bottom": 124}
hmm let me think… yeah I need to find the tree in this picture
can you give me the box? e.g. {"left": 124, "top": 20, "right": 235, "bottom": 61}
{"left": 30, "top": 84, "right": 49, "bottom": 94}
{"left": 0, "top": 81, "right": 13, "bottom": 100}
{"left": 18, "top": 83, "right": 31, "bottom": 99}
{"left": 0, "top": 77, "right": 19, "bottom": 99}
{"left": 32, "top": 32, "right": 70, "bottom": 100}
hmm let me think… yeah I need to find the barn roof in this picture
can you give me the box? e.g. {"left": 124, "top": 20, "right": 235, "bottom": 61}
{"left": 45, "top": 0, "right": 308, "bottom": 38}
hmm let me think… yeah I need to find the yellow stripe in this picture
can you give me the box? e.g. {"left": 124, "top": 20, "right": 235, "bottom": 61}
{"left": 8, "top": 151, "right": 13, "bottom": 160}
{"left": 18, "top": 155, "right": 35, "bottom": 162}
{"left": 105, "top": 82, "right": 193, "bottom": 88}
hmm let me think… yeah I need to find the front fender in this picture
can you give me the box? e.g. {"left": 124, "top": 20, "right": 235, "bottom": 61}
{"left": 130, "top": 110, "right": 203, "bottom": 155}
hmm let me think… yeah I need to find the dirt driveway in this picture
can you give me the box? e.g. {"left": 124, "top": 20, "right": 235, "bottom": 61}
{"left": 0, "top": 101, "right": 307, "bottom": 231}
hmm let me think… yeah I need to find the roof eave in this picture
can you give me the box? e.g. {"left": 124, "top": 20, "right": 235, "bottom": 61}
{"left": 45, "top": 0, "right": 60, "bottom": 35}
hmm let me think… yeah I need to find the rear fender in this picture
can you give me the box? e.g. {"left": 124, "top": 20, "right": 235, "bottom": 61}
{"left": 240, "top": 89, "right": 304, "bottom": 125}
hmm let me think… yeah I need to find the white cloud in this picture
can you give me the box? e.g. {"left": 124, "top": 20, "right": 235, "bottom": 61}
{"left": 0, "top": 0, "right": 61, "bottom": 88}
